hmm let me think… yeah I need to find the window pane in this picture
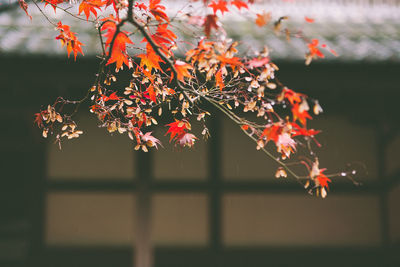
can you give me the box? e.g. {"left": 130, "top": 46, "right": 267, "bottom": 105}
{"left": 312, "top": 117, "right": 377, "bottom": 181}
{"left": 151, "top": 193, "right": 208, "bottom": 246}
{"left": 46, "top": 192, "right": 135, "bottom": 246}
{"left": 386, "top": 134, "right": 400, "bottom": 176}
{"left": 222, "top": 117, "right": 279, "bottom": 180}
{"left": 153, "top": 125, "right": 208, "bottom": 180}
{"left": 389, "top": 184, "right": 400, "bottom": 243}
{"left": 223, "top": 193, "right": 380, "bottom": 246}
{"left": 47, "top": 114, "right": 135, "bottom": 180}
{"left": 222, "top": 116, "right": 377, "bottom": 181}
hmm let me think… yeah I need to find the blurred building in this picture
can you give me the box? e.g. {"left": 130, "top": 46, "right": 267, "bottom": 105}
{"left": 0, "top": 0, "right": 399, "bottom": 267}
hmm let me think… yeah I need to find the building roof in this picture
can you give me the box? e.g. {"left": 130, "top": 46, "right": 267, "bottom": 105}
{"left": 0, "top": 0, "right": 399, "bottom": 62}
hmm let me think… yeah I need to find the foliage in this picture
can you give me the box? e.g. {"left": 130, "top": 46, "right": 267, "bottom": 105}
{"left": 19, "top": 0, "right": 357, "bottom": 197}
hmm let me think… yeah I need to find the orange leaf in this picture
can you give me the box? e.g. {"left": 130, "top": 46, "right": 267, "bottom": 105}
{"left": 304, "top": 16, "right": 315, "bottom": 23}
{"left": 79, "top": 0, "right": 104, "bottom": 20}
{"left": 230, "top": 0, "right": 248, "bottom": 10}
{"left": 255, "top": 12, "right": 271, "bottom": 27}
{"left": 146, "top": 85, "right": 157, "bottom": 103}
{"left": 215, "top": 69, "right": 224, "bottom": 90}
{"left": 149, "top": 0, "right": 169, "bottom": 22}
{"left": 18, "top": 0, "right": 32, "bottom": 20}
{"left": 174, "top": 60, "right": 193, "bottom": 82}
{"left": 106, "top": 32, "right": 133, "bottom": 70}
{"left": 292, "top": 103, "right": 312, "bottom": 126}
{"left": 137, "top": 52, "right": 163, "bottom": 72}
{"left": 55, "top": 22, "right": 84, "bottom": 60}
{"left": 204, "top": 14, "right": 219, "bottom": 38}
{"left": 209, "top": 0, "right": 229, "bottom": 15}
{"left": 165, "top": 120, "right": 189, "bottom": 141}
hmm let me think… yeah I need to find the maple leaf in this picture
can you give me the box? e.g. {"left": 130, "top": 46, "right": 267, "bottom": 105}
{"left": 55, "top": 22, "right": 84, "bottom": 60}
{"left": 304, "top": 16, "right": 315, "bottom": 23}
{"left": 217, "top": 54, "right": 242, "bottom": 68}
{"left": 255, "top": 12, "right": 271, "bottom": 27}
{"left": 137, "top": 52, "right": 163, "bottom": 72}
{"left": 261, "top": 123, "right": 282, "bottom": 143}
{"left": 230, "top": 0, "right": 248, "bottom": 10}
{"left": 204, "top": 14, "right": 219, "bottom": 38}
{"left": 135, "top": 2, "right": 147, "bottom": 10}
{"left": 101, "top": 20, "right": 133, "bottom": 70}
{"left": 215, "top": 69, "right": 225, "bottom": 90}
{"left": 42, "top": 0, "right": 65, "bottom": 11}
{"left": 291, "top": 123, "right": 320, "bottom": 137}
{"left": 307, "top": 39, "right": 325, "bottom": 58}
{"left": 79, "top": 0, "right": 104, "bottom": 20}
{"left": 276, "top": 132, "right": 296, "bottom": 158}
{"left": 149, "top": 0, "right": 169, "bottom": 22}
{"left": 18, "top": 0, "right": 32, "bottom": 20}
{"left": 99, "top": 92, "right": 120, "bottom": 102}
{"left": 177, "top": 133, "right": 197, "bottom": 147}
{"left": 165, "top": 120, "right": 190, "bottom": 141}
{"left": 209, "top": 0, "right": 229, "bottom": 15}
{"left": 141, "top": 131, "right": 162, "bottom": 149}
{"left": 174, "top": 60, "right": 193, "bottom": 82}
{"left": 34, "top": 112, "right": 44, "bottom": 128}
{"left": 316, "top": 171, "right": 331, "bottom": 189}
{"left": 292, "top": 103, "right": 312, "bottom": 126}
{"left": 105, "top": 0, "right": 120, "bottom": 14}
{"left": 155, "top": 24, "right": 177, "bottom": 43}
{"left": 146, "top": 85, "right": 157, "bottom": 103}
{"left": 247, "top": 57, "right": 270, "bottom": 69}
{"left": 279, "top": 88, "right": 304, "bottom": 105}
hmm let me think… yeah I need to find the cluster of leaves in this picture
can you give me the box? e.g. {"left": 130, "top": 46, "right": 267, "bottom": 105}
{"left": 25, "top": 0, "right": 353, "bottom": 197}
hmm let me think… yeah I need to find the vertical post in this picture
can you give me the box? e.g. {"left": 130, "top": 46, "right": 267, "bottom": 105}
{"left": 377, "top": 125, "right": 390, "bottom": 247}
{"left": 27, "top": 138, "right": 47, "bottom": 267}
{"left": 134, "top": 151, "right": 153, "bottom": 267}
{"left": 208, "top": 113, "right": 222, "bottom": 252}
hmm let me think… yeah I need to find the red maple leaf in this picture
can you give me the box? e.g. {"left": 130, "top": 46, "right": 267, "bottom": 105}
{"left": 316, "top": 171, "right": 331, "bottom": 189}
{"left": 174, "top": 60, "right": 193, "bottom": 82}
{"left": 43, "top": 0, "right": 65, "bottom": 10}
{"left": 101, "top": 19, "right": 133, "bottom": 70}
{"left": 217, "top": 54, "right": 242, "bottom": 68}
{"left": 204, "top": 14, "right": 219, "bottom": 38}
{"left": 107, "top": 33, "right": 133, "bottom": 70}
{"left": 34, "top": 112, "right": 44, "bottom": 128}
{"left": 304, "top": 16, "right": 315, "bottom": 23}
{"left": 209, "top": 0, "right": 229, "bottom": 15}
{"left": 105, "top": 0, "right": 120, "bottom": 14}
{"left": 18, "top": 0, "right": 32, "bottom": 20}
{"left": 146, "top": 85, "right": 157, "bottom": 103}
{"left": 55, "top": 22, "right": 84, "bottom": 60}
{"left": 292, "top": 103, "right": 312, "bottom": 126}
{"left": 79, "top": 0, "right": 104, "bottom": 20}
{"left": 230, "top": 0, "right": 248, "bottom": 10}
{"left": 261, "top": 123, "right": 282, "bottom": 143}
{"left": 165, "top": 120, "right": 190, "bottom": 141}
{"left": 247, "top": 57, "right": 270, "bottom": 69}
{"left": 255, "top": 12, "right": 271, "bottom": 27}
{"left": 308, "top": 39, "right": 325, "bottom": 58}
{"left": 281, "top": 88, "right": 304, "bottom": 105}
{"left": 291, "top": 123, "right": 320, "bottom": 137}
{"left": 215, "top": 69, "right": 225, "bottom": 90}
{"left": 149, "top": 0, "right": 169, "bottom": 22}
{"left": 99, "top": 92, "right": 120, "bottom": 102}
{"left": 137, "top": 52, "right": 163, "bottom": 72}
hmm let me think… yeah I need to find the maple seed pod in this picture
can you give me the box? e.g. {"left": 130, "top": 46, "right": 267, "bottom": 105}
{"left": 313, "top": 100, "right": 323, "bottom": 115}
{"left": 275, "top": 167, "right": 287, "bottom": 178}
{"left": 321, "top": 187, "right": 327, "bottom": 198}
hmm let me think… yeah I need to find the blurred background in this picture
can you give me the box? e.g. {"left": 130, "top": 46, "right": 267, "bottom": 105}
{"left": 0, "top": 0, "right": 399, "bottom": 266}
